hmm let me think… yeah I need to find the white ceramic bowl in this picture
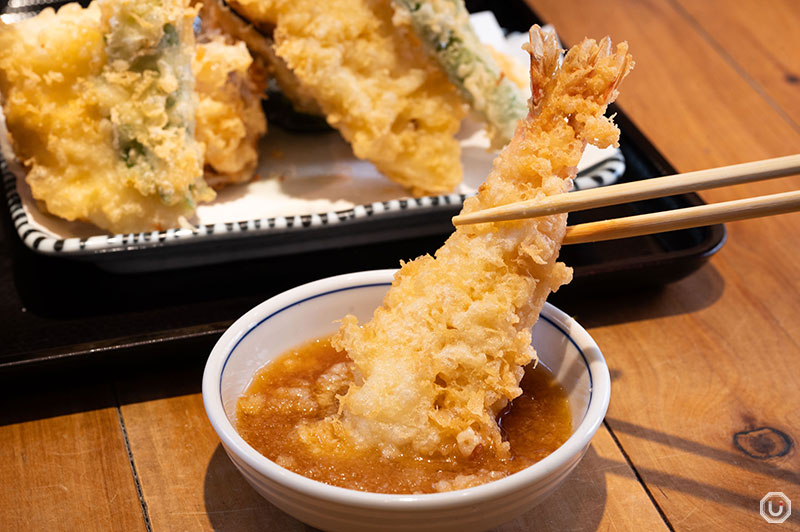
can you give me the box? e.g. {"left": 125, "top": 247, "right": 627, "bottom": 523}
{"left": 203, "top": 269, "right": 610, "bottom": 532}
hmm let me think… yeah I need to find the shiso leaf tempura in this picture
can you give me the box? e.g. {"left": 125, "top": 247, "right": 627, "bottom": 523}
{"left": 301, "top": 27, "right": 633, "bottom": 471}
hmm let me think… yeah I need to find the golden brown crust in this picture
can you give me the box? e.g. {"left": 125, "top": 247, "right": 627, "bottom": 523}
{"left": 227, "top": 0, "right": 467, "bottom": 196}
{"left": 197, "top": 0, "right": 322, "bottom": 115}
{"left": 193, "top": 29, "right": 268, "bottom": 188}
{"left": 0, "top": 1, "right": 213, "bottom": 234}
{"left": 302, "top": 27, "right": 633, "bottom": 463}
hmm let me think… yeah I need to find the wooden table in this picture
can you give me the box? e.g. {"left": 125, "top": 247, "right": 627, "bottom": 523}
{"left": 2, "top": 0, "right": 799, "bottom": 530}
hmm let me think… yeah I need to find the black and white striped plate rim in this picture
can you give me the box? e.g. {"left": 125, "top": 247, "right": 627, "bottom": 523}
{"left": 2, "top": 152, "right": 625, "bottom": 256}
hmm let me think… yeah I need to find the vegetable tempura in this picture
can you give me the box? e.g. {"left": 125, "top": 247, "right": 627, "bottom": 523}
{"left": 226, "top": 0, "right": 468, "bottom": 195}
{"left": 194, "top": 24, "right": 268, "bottom": 188}
{"left": 298, "top": 28, "right": 632, "bottom": 484}
{"left": 0, "top": 0, "right": 214, "bottom": 233}
{"left": 392, "top": 0, "right": 529, "bottom": 149}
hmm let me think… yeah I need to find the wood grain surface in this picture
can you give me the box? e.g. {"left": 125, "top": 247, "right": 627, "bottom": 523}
{"left": 529, "top": 0, "right": 800, "bottom": 529}
{"left": 0, "top": 380, "right": 146, "bottom": 532}
{"left": 116, "top": 367, "right": 310, "bottom": 532}
{"left": 674, "top": 0, "right": 800, "bottom": 130}
{"left": 3, "top": 1, "right": 799, "bottom": 530}
{"left": 114, "top": 367, "right": 669, "bottom": 532}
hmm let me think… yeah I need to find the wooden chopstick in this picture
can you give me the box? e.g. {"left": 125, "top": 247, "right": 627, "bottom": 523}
{"left": 562, "top": 189, "right": 800, "bottom": 245}
{"left": 452, "top": 154, "right": 800, "bottom": 226}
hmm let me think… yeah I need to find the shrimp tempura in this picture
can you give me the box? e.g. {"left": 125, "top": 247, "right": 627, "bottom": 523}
{"left": 300, "top": 27, "right": 633, "bottom": 464}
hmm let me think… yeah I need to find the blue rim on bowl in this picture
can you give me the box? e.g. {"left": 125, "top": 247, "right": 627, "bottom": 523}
{"left": 202, "top": 269, "right": 610, "bottom": 511}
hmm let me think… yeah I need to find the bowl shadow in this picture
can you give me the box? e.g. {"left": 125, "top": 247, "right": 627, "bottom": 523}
{"left": 203, "top": 442, "right": 609, "bottom": 531}
{"left": 499, "top": 444, "right": 607, "bottom": 531}
{"left": 204, "top": 444, "right": 318, "bottom": 531}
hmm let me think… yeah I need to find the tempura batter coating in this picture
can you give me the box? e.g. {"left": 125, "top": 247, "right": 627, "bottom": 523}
{"left": 0, "top": 0, "right": 213, "bottom": 234}
{"left": 228, "top": 0, "right": 467, "bottom": 195}
{"left": 304, "top": 28, "right": 632, "bottom": 465}
{"left": 194, "top": 30, "right": 268, "bottom": 188}
{"left": 195, "top": 0, "right": 322, "bottom": 116}
{"left": 391, "top": 0, "right": 529, "bottom": 149}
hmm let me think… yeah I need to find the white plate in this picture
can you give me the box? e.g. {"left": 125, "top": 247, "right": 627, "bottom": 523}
{"left": 2, "top": 125, "right": 624, "bottom": 272}
{"left": 0, "top": 11, "right": 625, "bottom": 272}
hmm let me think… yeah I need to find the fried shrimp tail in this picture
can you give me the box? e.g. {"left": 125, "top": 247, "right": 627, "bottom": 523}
{"left": 296, "top": 26, "right": 633, "bottom": 486}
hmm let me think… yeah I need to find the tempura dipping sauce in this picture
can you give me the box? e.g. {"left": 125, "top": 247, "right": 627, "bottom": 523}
{"left": 235, "top": 336, "right": 572, "bottom": 494}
